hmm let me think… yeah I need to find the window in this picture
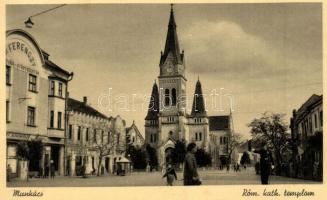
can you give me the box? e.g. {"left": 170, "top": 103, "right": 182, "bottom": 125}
{"left": 199, "top": 132, "right": 202, "bottom": 141}
{"left": 117, "top": 133, "right": 120, "bottom": 144}
{"left": 86, "top": 128, "right": 89, "bottom": 141}
{"left": 165, "top": 89, "right": 170, "bottom": 106}
{"left": 220, "top": 137, "right": 223, "bottom": 145}
{"left": 28, "top": 74, "right": 37, "bottom": 92}
{"left": 314, "top": 114, "right": 318, "bottom": 128}
{"left": 68, "top": 125, "right": 72, "bottom": 139}
{"left": 50, "top": 111, "right": 54, "bottom": 128}
{"left": 58, "top": 82, "right": 63, "bottom": 97}
{"left": 195, "top": 133, "right": 198, "bottom": 141}
{"left": 50, "top": 81, "right": 55, "bottom": 95}
{"left": 27, "top": 106, "right": 36, "bottom": 126}
{"left": 77, "top": 126, "right": 81, "bottom": 141}
{"left": 6, "top": 65, "right": 11, "bottom": 85}
{"left": 57, "top": 112, "right": 62, "bottom": 129}
{"left": 93, "top": 130, "right": 97, "bottom": 143}
{"left": 6, "top": 101, "right": 10, "bottom": 122}
{"left": 320, "top": 111, "right": 323, "bottom": 127}
{"left": 172, "top": 88, "right": 176, "bottom": 106}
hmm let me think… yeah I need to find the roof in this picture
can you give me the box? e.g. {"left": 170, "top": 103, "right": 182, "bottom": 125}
{"left": 126, "top": 122, "right": 145, "bottom": 142}
{"left": 191, "top": 79, "right": 207, "bottom": 117}
{"left": 116, "top": 157, "right": 131, "bottom": 163}
{"left": 208, "top": 116, "right": 230, "bottom": 131}
{"left": 145, "top": 82, "right": 159, "bottom": 120}
{"left": 160, "top": 6, "right": 184, "bottom": 65}
{"left": 67, "top": 98, "right": 108, "bottom": 119}
{"left": 44, "top": 57, "right": 71, "bottom": 76}
{"left": 295, "top": 94, "right": 323, "bottom": 122}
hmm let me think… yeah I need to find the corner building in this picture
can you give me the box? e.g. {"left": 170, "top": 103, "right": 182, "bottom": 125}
{"left": 6, "top": 29, "right": 72, "bottom": 177}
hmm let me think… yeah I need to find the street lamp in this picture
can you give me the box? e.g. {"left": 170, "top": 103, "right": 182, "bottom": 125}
{"left": 24, "top": 17, "right": 34, "bottom": 28}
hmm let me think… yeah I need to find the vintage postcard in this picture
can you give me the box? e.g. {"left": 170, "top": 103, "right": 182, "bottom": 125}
{"left": 1, "top": 1, "right": 325, "bottom": 200}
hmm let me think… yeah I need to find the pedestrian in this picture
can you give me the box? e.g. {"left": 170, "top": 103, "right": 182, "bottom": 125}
{"left": 7, "top": 164, "right": 12, "bottom": 182}
{"left": 183, "top": 143, "right": 201, "bottom": 186}
{"left": 50, "top": 160, "right": 55, "bottom": 179}
{"left": 162, "top": 164, "right": 177, "bottom": 186}
{"left": 39, "top": 167, "right": 44, "bottom": 178}
{"left": 253, "top": 142, "right": 274, "bottom": 185}
{"left": 45, "top": 164, "right": 49, "bottom": 178}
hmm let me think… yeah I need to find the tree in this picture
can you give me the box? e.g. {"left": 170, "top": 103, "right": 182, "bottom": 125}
{"left": 94, "top": 129, "right": 116, "bottom": 176}
{"left": 127, "top": 145, "right": 147, "bottom": 169}
{"left": 248, "top": 112, "right": 290, "bottom": 175}
{"left": 146, "top": 144, "right": 158, "bottom": 170}
{"left": 195, "top": 148, "right": 212, "bottom": 167}
{"left": 172, "top": 139, "right": 186, "bottom": 167}
{"left": 16, "top": 139, "right": 43, "bottom": 181}
{"left": 240, "top": 151, "right": 251, "bottom": 165}
{"left": 226, "top": 133, "right": 241, "bottom": 165}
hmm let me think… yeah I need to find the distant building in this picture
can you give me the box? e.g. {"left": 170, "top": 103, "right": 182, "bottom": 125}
{"left": 234, "top": 139, "right": 259, "bottom": 166}
{"left": 290, "top": 94, "right": 323, "bottom": 180}
{"left": 126, "top": 121, "right": 145, "bottom": 148}
{"left": 208, "top": 115, "right": 234, "bottom": 167}
{"left": 6, "top": 29, "right": 72, "bottom": 177}
{"left": 67, "top": 97, "right": 127, "bottom": 176}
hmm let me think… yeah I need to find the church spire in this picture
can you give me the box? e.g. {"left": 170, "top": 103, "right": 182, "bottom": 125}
{"left": 191, "top": 79, "right": 207, "bottom": 117}
{"left": 145, "top": 81, "right": 159, "bottom": 120}
{"left": 160, "top": 4, "right": 183, "bottom": 65}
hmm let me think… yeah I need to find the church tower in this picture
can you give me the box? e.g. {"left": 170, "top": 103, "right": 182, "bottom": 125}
{"left": 158, "top": 4, "right": 187, "bottom": 143}
{"left": 145, "top": 81, "right": 159, "bottom": 147}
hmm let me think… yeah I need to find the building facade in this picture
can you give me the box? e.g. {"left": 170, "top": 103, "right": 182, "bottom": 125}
{"left": 67, "top": 97, "right": 127, "bottom": 176}
{"left": 290, "top": 94, "right": 323, "bottom": 180}
{"left": 6, "top": 29, "right": 72, "bottom": 177}
{"left": 126, "top": 121, "right": 145, "bottom": 148}
{"left": 208, "top": 115, "right": 234, "bottom": 167}
{"left": 144, "top": 7, "right": 233, "bottom": 167}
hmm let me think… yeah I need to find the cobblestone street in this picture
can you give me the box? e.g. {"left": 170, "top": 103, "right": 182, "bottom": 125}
{"left": 7, "top": 168, "right": 318, "bottom": 187}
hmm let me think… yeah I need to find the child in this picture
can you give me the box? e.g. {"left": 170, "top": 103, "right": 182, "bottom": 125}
{"left": 162, "top": 164, "right": 177, "bottom": 186}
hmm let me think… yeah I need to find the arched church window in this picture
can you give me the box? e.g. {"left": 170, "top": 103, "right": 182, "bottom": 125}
{"left": 165, "top": 89, "right": 170, "bottom": 106}
{"left": 172, "top": 88, "right": 176, "bottom": 106}
{"left": 199, "top": 132, "right": 202, "bottom": 141}
{"left": 195, "top": 132, "right": 198, "bottom": 141}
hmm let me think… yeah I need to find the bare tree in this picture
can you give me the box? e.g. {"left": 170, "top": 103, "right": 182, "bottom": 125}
{"left": 226, "top": 133, "right": 242, "bottom": 164}
{"left": 93, "top": 128, "right": 116, "bottom": 176}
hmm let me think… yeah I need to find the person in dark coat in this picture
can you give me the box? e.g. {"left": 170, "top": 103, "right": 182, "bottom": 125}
{"left": 183, "top": 143, "right": 201, "bottom": 186}
{"left": 163, "top": 164, "right": 177, "bottom": 186}
{"left": 50, "top": 160, "right": 55, "bottom": 179}
{"left": 253, "top": 142, "right": 274, "bottom": 184}
{"left": 45, "top": 164, "right": 49, "bottom": 178}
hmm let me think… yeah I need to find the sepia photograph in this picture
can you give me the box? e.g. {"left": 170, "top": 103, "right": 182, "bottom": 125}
{"left": 4, "top": 2, "right": 323, "bottom": 192}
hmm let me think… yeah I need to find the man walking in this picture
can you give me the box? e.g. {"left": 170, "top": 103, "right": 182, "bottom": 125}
{"left": 253, "top": 142, "right": 274, "bottom": 184}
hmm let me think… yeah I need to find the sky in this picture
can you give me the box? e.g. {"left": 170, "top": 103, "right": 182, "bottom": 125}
{"left": 6, "top": 3, "right": 322, "bottom": 139}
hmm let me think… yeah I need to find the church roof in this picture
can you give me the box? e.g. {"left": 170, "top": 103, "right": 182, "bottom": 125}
{"left": 191, "top": 79, "right": 207, "bottom": 117}
{"left": 67, "top": 98, "right": 108, "bottom": 119}
{"left": 145, "top": 82, "right": 159, "bottom": 120}
{"left": 126, "top": 121, "right": 145, "bottom": 142}
{"left": 160, "top": 5, "right": 184, "bottom": 65}
{"left": 209, "top": 116, "right": 230, "bottom": 131}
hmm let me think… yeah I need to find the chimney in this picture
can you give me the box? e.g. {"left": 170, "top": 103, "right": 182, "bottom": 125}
{"left": 83, "top": 96, "right": 87, "bottom": 104}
